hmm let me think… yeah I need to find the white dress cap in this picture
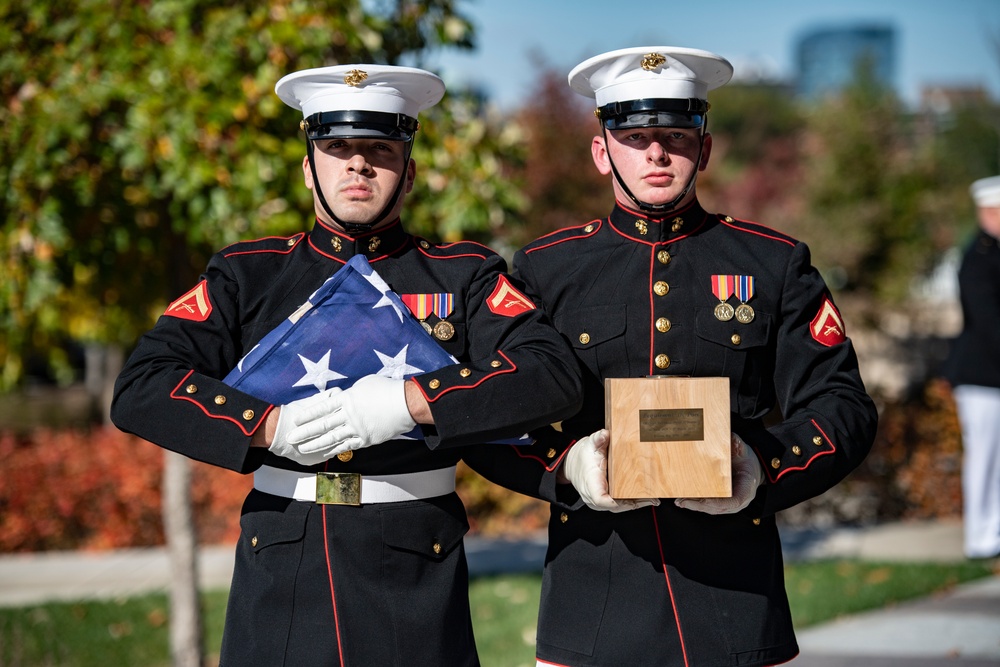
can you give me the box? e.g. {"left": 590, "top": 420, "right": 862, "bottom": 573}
{"left": 971, "top": 175, "right": 1000, "bottom": 208}
{"left": 275, "top": 64, "right": 445, "bottom": 120}
{"left": 568, "top": 46, "right": 733, "bottom": 107}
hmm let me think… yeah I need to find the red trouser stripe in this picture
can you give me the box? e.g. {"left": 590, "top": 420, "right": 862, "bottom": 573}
{"left": 651, "top": 507, "right": 690, "bottom": 667}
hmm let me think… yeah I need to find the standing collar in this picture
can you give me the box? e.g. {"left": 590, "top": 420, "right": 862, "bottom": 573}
{"left": 308, "top": 217, "right": 411, "bottom": 262}
{"left": 608, "top": 199, "right": 711, "bottom": 243}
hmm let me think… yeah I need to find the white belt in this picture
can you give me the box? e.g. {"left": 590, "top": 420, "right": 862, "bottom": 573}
{"left": 254, "top": 464, "right": 456, "bottom": 506}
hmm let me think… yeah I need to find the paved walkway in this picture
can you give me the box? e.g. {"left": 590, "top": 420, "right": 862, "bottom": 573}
{"left": 1, "top": 519, "right": 998, "bottom": 665}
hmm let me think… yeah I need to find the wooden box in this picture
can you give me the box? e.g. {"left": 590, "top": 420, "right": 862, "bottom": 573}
{"left": 605, "top": 377, "right": 731, "bottom": 499}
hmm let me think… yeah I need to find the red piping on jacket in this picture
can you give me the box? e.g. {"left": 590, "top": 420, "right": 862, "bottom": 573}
{"left": 511, "top": 438, "right": 577, "bottom": 472}
{"left": 221, "top": 234, "right": 305, "bottom": 257}
{"left": 169, "top": 370, "right": 272, "bottom": 436}
{"left": 412, "top": 350, "right": 518, "bottom": 403}
{"left": 523, "top": 220, "right": 603, "bottom": 254}
{"left": 717, "top": 217, "right": 796, "bottom": 248}
{"left": 651, "top": 507, "right": 691, "bottom": 667}
{"left": 768, "top": 419, "right": 837, "bottom": 483}
{"left": 648, "top": 249, "right": 656, "bottom": 376}
{"left": 322, "top": 503, "right": 347, "bottom": 666}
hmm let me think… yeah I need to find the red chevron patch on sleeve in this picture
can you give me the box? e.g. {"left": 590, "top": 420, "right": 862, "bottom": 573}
{"left": 810, "top": 297, "right": 846, "bottom": 346}
{"left": 487, "top": 275, "right": 536, "bottom": 317}
{"left": 164, "top": 280, "right": 213, "bottom": 322}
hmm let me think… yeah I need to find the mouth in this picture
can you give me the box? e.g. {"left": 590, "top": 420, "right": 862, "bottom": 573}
{"left": 643, "top": 172, "right": 674, "bottom": 185}
{"left": 340, "top": 181, "right": 373, "bottom": 199}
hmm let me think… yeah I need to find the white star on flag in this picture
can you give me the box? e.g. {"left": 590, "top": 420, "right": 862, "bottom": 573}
{"left": 238, "top": 344, "right": 259, "bottom": 372}
{"left": 292, "top": 350, "right": 347, "bottom": 392}
{"left": 374, "top": 344, "right": 424, "bottom": 380}
{"left": 362, "top": 270, "right": 406, "bottom": 322}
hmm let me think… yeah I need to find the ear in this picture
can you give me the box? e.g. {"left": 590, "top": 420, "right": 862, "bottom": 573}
{"left": 591, "top": 135, "right": 612, "bottom": 176}
{"left": 302, "top": 155, "right": 314, "bottom": 190}
{"left": 699, "top": 133, "right": 713, "bottom": 172}
{"left": 404, "top": 158, "right": 416, "bottom": 194}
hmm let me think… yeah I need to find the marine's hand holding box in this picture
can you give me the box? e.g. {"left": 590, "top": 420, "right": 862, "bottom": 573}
{"left": 605, "top": 377, "right": 731, "bottom": 499}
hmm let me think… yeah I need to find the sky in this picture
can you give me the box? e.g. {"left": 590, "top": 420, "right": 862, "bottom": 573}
{"left": 421, "top": 0, "right": 1000, "bottom": 110}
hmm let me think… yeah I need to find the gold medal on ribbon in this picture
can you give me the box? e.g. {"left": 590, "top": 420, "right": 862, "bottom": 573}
{"left": 734, "top": 276, "right": 756, "bottom": 325}
{"left": 433, "top": 320, "right": 455, "bottom": 341}
{"left": 711, "top": 275, "right": 735, "bottom": 321}
{"left": 714, "top": 302, "right": 735, "bottom": 321}
{"left": 420, "top": 321, "right": 433, "bottom": 335}
{"left": 735, "top": 304, "right": 755, "bottom": 324}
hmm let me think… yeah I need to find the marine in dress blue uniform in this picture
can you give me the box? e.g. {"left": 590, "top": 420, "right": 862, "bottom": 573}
{"left": 466, "top": 47, "right": 878, "bottom": 667}
{"left": 945, "top": 175, "right": 1000, "bottom": 559}
{"left": 111, "top": 65, "right": 583, "bottom": 666}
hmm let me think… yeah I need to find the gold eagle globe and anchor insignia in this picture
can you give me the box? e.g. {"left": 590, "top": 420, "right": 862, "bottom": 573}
{"left": 641, "top": 53, "right": 667, "bottom": 71}
{"left": 344, "top": 69, "right": 368, "bottom": 87}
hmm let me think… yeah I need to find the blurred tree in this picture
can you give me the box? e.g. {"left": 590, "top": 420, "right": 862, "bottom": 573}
{"left": 702, "top": 82, "right": 804, "bottom": 223}
{"left": 927, "top": 98, "right": 1000, "bottom": 249}
{"left": 0, "top": 3, "right": 492, "bottom": 664}
{"left": 792, "top": 61, "right": 943, "bottom": 304}
{"left": 408, "top": 88, "right": 528, "bottom": 245}
{"left": 0, "top": 0, "right": 518, "bottom": 400}
{"left": 506, "top": 63, "right": 608, "bottom": 244}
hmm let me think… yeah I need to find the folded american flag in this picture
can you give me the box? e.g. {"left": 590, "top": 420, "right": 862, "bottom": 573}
{"left": 223, "top": 254, "right": 527, "bottom": 444}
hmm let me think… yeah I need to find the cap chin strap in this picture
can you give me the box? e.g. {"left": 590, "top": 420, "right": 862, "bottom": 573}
{"left": 602, "top": 122, "right": 707, "bottom": 217}
{"left": 306, "top": 138, "right": 413, "bottom": 235}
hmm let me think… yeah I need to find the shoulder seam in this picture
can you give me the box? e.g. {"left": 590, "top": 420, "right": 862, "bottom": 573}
{"left": 718, "top": 216, "right": 796, "bottom": 248}
{"left": 525, "top": 219, "right": 603, "bottom": 254}
{"left": 416, "top": 238, "right": 494, "bottom": 261}
{"left": 222, "top": 233, "right": 306, "bottom": 257}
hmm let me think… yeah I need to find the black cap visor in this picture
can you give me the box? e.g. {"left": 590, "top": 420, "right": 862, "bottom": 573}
{"left": 303, "top": 110, "right": 419, "bottom": 141}
{"left": 598, "top": 98, "right": 708, "bottom": 130}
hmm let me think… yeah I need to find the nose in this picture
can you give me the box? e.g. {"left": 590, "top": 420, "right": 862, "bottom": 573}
{"left": 647, "top": 141, "right": 669, "bottom": 163}
{"left": 346, "top": 151, "right": 373, "bottom": 174}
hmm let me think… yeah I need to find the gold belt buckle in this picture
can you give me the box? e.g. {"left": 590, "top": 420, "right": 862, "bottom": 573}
{"left": 316, "top": 472, "right": 362, "bottom": 506}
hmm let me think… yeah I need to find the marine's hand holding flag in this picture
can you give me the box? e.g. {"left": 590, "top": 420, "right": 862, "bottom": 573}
{"left": 287, "top": 375, "right": 416, "bottom": 458}
{"left": 225, "top": 254, "right": 526, "bottom": 465}
{"left": 267, "top": 387, "right": 346, "bottom": 465}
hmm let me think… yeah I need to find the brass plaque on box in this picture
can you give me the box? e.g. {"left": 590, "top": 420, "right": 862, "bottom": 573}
{"left": 605, "top": 377, "right": 731, "bottom": 499}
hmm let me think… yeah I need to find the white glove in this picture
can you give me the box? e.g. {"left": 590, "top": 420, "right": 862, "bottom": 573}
{"left": 675, "top": 433, "right": 764, "bottom": 515}
{"left": 562, "top": 429, "right": 659, "bottom": 513}
{"left": 293, "top": 375, "right": 417, "bottom": 458}
{"left": 268, "top": 388, "right": 345, "bottom": 465}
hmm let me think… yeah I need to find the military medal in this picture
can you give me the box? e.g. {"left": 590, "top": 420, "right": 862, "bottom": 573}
{"left": 711, "top": 275, "right": 735, "bottom": 321}
{"left": 401, "top": 292, "right": 455, "bottom": 339}
{"left": 433, "top": 320, "right": 455, "bottom": 341}
{"left": 734, "top": 275, "right": 755, "bottom": 324}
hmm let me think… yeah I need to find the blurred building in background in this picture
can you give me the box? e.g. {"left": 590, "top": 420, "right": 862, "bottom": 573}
{"left": 795, "top": 23, "right": 897, "bottom": 98}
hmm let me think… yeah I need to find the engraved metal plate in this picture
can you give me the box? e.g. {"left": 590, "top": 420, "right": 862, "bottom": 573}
{"left": 316, "top": 472, "right": 362, "bottom": 505}
{"left": 639, "top": 408, "right": 705, "bottom": 442}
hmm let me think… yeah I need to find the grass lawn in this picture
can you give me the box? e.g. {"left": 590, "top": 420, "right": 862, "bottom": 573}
{"left": 0, "top": 560, "right": 994, "bottom": 666}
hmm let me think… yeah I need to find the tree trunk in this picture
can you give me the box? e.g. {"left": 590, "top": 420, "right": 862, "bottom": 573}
{"left": 163, "top": 450, "right": 204, "bottom": 667}
{"left": 83, "top": 342, "right": 124, "bottom": 425}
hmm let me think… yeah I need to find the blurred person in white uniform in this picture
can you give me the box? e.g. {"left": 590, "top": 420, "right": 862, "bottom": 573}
{"left": 946, "top": 175, "right": 1000, "bottom": 559}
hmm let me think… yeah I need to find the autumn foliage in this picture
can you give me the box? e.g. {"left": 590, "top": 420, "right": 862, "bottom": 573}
{"left": 0, "top": 427, "right": 251, "bottom": 552}
{"left": 0, "top": 379, "right": 968, "bottom": 554}
{"left": 0, "top": 425, "right": 549, "bottom": 553}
